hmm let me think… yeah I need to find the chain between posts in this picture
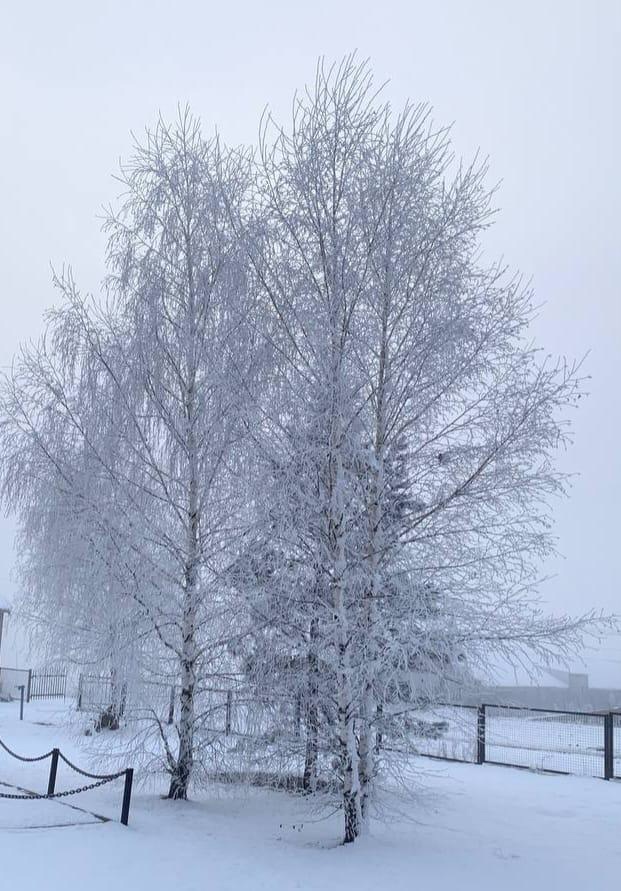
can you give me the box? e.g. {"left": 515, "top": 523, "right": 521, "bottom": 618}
{"left": 0, "top": 734, "right": 134, "bottom": 824}
{"left": 0, "top": 775, "right": 121, "bottom": 800}
{"left": 58, "top": 751, "right": 126, "bottom": 782}
{"left": 0, "top": 737, "right": 54, "bottom": 762}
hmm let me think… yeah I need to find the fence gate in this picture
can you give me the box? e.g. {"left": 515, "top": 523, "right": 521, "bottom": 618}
{"left": 28, "top": 671, "right": 67, "bottom": 701}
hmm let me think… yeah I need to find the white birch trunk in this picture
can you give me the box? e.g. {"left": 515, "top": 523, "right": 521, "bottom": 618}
{"left": 359, "top": 313, "right": 388, "bottom": 824}
{"left": 328, "top": 377, "right": 362, "bottom": 842}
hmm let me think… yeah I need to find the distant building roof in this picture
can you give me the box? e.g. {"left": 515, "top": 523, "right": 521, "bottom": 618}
{"left": 544, "top": 669, "right": 589, "bottom": 689}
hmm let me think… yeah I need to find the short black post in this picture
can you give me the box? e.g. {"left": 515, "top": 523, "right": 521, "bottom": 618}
{"left": 225, "top": 690, "right": 232, "bottom": 735}
{"left": 17, "top": 685, "right": 25, "bottom": 721}
{"left": 167, "top": 685, "right": 175, "bottom": 725}
{"left": 294, "top": 693, "right": 301, "bottom": 737}
{"left": 375, "top": 702, "right": 384, "bottom": 753}
{"left": 604, "top": 713, "right": 614, "bottom": 780}
{"left": 26, "top": 669, "right": 32, "bottom": 703}
{"left": 120, "top": 768, "right": 133, "bottom": 826}
{"left": 477, "top": 705, "right": 486, "bottom": 765}
{"left": 77, "top": 674, "right": 83, "bottom": 711}
{"left": 47, "top": 748, "right": 60, "bottom": 796}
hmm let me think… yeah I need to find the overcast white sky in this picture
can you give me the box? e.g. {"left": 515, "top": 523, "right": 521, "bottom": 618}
{"left": 0, "top": 1, "right": 619, "bottom": 682}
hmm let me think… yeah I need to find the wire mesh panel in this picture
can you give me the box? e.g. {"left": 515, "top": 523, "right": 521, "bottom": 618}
{"left": 226, "top": 693, "right": 299, "bottom": 740}
{"left": 614, "top": 713, "right": 621, "bottom": 779}
{"left": 70, "top": 679, "right": 621, "bottom": 782}
{"left": 485, "top": 705, "right": 605, "bottom": 777}
{"left": 77, "top": 675, "right": 114, "bottom": 712}
{"left": 77, "top": 674, "right": 176, "bottom": 724}
{"left": 0, "top": 667, "right": 30, "bottom": 700}
{"left": 129, "top": 680, "right": 176, "bottom": 722}
{"left": 195, "top": 688, "right": 232, "bottom": 733}
{"left": 404, "top": 704, "right": 479, "bottom": 763}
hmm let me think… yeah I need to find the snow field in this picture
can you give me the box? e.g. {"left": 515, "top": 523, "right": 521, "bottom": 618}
{"left": 0, "top": 701, "right": 620, "bottom": 890}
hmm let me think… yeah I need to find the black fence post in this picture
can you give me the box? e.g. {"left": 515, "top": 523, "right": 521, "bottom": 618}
{"left": 225, "top": 690, "right": 232, "bottom": 735}
{"left": 77, "top": 674, "right": 83, "bottom": 711}
{"left": 47, "top": 748, "right": 60, "bottom": 796}
{"left": 18, "top": 685, "right": 25, "bottom": 720}
{"left": 375, "top": 702, "right": 384, "bottom": 753}
{"left": 120, "top": 768, "right": 134, "bottom": 826}
{"left": 604, "top": 713, "right": 614, "bottom": 780}
{"left": 477, "top": 705, "right": 486, "bottom": 765}
{"left": 26, "top": 669, "right": 32, "bottom": 703}
{"left": 294, "top": 693, "right": 301, "bottom": 737}
{"left": 167, "top": 685, "right": 175, "bottom": 725}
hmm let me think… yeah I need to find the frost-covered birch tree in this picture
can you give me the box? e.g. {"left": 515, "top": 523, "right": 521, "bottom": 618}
{"left": 0, "top": 57, "right": 608, "bottom": 845}
{"left": 239, "top": 58, "right": 602, "bottom": 842}
{"left": 241, "top": 61, "right": 381, "bottom": 840}
{"left": 350, "top": 93, "right": 592, "bottom": 820}
{"left": 0, "top": 111, "right": 254, "bottom": 799}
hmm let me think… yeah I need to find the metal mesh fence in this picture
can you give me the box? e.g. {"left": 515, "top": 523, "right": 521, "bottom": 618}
{"left": 29, "top": 671, "right": 67, "bottom": 700}
{"left": 401, "top": 704, "right": 479, "bottom": 763}
{"left": 228, "top": 694, "right": 300, "bottom": 740}
{"left": 77, "top": 675, "right": 114, "bottom": 712}
{"left": 72, "top": 679, "right": 621, "bottom": 781}
{"left": 221, "top": 700, "right": 620, "bottom": 780}
{"left": 614, "top": 713, "right": 621, "bottom": 779}
{"left": 485, "top": 705, "right": 606, "bottom": 777}
{"left": 198, "top": 689, "right": 300, "bottom": 739}
{"left": 77, "top": 674, "right": 173, "bottom": 723}
{"left": 196, "top": 687, "right": 230, "bottom": 732}
{"left": 76, "top": 679, "right": 303, "bottom": 739}
{"left": 382, "top": 703, "right": 619, "bottom": 779}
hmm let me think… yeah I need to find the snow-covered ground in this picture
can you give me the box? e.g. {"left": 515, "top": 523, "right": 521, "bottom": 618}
{"left": 0, "top": 700, "right": 620, "bottom": 891}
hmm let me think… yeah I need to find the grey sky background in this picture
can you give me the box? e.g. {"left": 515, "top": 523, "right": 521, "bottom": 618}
{"left": 0, "top": 1, "right": 619, "bottom": 681}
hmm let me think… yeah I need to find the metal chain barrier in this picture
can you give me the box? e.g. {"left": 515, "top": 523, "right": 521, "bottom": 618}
{"left": 0, "top": 734, "right": 134, "bottom": 824}
{"left": 58, "top": 751, "right": 126, "bottom": 781}
{"left": 0, "top": 775, "right": 120, "bottom": 799}
{"left": 0, "top": 738, "right": 54, "bottom": 763}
